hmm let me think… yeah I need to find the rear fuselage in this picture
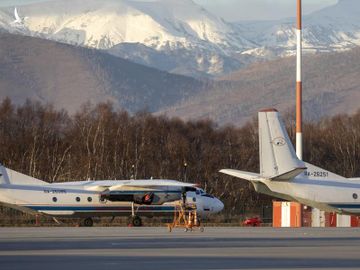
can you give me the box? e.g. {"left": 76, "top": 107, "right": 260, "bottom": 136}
{"left": 254, "top": 176, "right": 360, "bottom": 215}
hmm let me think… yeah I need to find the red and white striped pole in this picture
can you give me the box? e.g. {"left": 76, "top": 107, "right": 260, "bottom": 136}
{"left": 296, "top": 0, "right": 303, "bottom": 160}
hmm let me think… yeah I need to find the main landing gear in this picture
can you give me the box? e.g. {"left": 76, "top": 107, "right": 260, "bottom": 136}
{"left": 128, "top": 215, "right": 142, "bottom": 227}
{"left": 81, "top": 217, "right": 94, "bottom": 227}
{"left": 128, "top": 202, "right": 143, "bottom": 227}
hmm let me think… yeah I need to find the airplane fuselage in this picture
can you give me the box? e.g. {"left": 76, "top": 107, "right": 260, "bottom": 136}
{"left": 255, "top": 176, "right": 360, "bottom": 215}
{"left": 0, "top": 180, "right": 223, "bottom": 218}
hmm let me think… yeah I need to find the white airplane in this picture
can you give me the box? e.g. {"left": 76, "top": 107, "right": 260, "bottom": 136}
{"left": 221, "top": 108, "right": 360, "bottom": 215}
{"left": 0, "top": 165, "right": 223, "bottom": 226}
{"left": 11, "top": 7, "right": 28, "bottom": 25}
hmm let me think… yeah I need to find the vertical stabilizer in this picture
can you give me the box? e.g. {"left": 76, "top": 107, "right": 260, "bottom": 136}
{"left": 0, "top": 165, "right": 10, "bottom": 184}
{"left": 259, "top": 109, "right": 305, "bottom": 179}
{"left": 0, "top": 165, "right": 46, "bottom": 185}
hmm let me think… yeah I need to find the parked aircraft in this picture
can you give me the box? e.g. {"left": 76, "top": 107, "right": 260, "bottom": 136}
{"left": 221, "top": 108, "right": 360, "bottom": 215}
{"left": 0, "top": 165, "right": 223, "bottom": 226}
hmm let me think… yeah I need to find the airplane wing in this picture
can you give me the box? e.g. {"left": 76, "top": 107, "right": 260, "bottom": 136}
{"left": 86, "top": 181, "right": 196, "bottom": 204}
{"left": 85, "top": 181, "right": 195, "bottom": 192}
{"left": 85, "top": 180, "right": 196, "bottom": 193}
{"left": 219, "top": 169, "right": 261, "bottom": 181}
{"left": 85, "top": 185, "right": 110, "bottom": 192}
{"left": 109, "top": 185, "right": 158, "bottom": 191}
{"left": 85, "top": 185, "right": 157, "bottom": 192}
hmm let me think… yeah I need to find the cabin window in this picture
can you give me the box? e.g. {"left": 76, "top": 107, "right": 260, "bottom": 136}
{"left": 52, "top": 197, "right": 57, "bottom": 202}
{"left": 87, "top": 197, "right": 92, "bottom": 202}
{"left": 192, "top": 197, "right": 196, "bottom": 202}
{"left": 353, "top": 193, "right": 358, "bottom": 199}
{"left": 76, "top": 197, "right": 81, "bottom": 202}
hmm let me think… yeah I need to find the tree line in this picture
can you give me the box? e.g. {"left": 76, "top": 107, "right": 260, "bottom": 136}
{"left": 0, "top": 98, "right": 359, "bottom": 217}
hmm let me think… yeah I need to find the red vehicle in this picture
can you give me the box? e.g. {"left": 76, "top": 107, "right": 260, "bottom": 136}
{"left": 243, "top": 217, "right": 262, "bottom": 227}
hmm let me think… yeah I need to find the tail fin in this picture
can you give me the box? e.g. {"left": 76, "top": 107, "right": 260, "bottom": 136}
{"left": 0, "top": 164, "right": 47, "bottom": 185}
{"left": 259, "top": 109, "right": 306, "bottom": 180}
{"left": 0, "top": 165, "right": 10, "bottom": 184}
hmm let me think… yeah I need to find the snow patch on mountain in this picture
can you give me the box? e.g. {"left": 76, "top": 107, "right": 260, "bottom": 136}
{"left": 237, "top": 0, "right": 360, "bottom": 58}
{"left": 0, "top": 0, "right": 255, "bottom": 76}
{"left": 0, "top": 0, "right": 360, "bottom": 77}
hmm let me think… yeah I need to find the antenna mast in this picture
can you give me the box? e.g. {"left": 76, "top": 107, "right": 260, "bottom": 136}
{"left": 296, "top": 0, "right": 303, "bottom": 160}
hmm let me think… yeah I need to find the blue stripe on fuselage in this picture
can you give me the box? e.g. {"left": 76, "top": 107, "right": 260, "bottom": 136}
{"left": 329, "top": 204, "right": 360, "bottom": 209}
{"left": 25, "top": 205, "right": 176, "bottom": 212}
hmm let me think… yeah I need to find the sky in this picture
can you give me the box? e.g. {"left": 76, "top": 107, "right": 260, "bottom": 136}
{"left": 0, "top": 0, "right": 338, "bottom": 21}
{"left": 196, "top": 0, "right": 338, "bottom": 21}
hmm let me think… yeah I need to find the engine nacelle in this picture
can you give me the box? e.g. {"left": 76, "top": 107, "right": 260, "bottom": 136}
{"left": 100, "top": 191, "right": 181, "bottom": 205}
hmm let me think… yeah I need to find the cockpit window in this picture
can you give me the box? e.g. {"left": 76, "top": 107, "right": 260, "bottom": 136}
{"left": 196, "top": 188, "right": 205, "bottom": 195}
{"left": 201, "top": 194, "right": 214, "bottom": 198}
{"left": 185, "top": 187, "right": 197, "bottom": 192}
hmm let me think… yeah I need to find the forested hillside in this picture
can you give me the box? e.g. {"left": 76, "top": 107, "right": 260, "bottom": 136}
{"left": 163, "top": 47, "right": 360, "bottom": 126}
{"left": 0, "top": 33, "right": 205, "bottom": 114}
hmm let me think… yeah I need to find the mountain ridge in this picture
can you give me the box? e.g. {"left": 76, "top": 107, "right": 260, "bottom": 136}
{"left": 1, "top": 0, "right": 359, "bottom": 78}
{"left": 161, "top": 46, "right": 360, "bottom": 126}
{"left": 0, "top": 0, "right": 254, "bottom": 77}
{"left": 0, "top": 32, "right": 206, "bottom": 114}
{"left": 1, "top": 32, "right": 360, "bottom": 126}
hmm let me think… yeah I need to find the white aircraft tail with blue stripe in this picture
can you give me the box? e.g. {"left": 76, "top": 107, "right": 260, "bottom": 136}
{"left": 0, "top": 165, "right": 46, "bottom": 186}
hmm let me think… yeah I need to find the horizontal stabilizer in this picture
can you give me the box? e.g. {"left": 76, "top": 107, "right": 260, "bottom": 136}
{"left": 219, "top": 169, "right": 260, "bottom": 181}
{"left": 270, "top": 167, "right": 307, "bottom": 181}
{"left": 220, "top": 167, "right": 306, "bottom": 182}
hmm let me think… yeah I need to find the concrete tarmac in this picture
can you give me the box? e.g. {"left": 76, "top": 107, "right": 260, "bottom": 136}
{"left": 1, "top": 227, "right": 360, "bottom": 270}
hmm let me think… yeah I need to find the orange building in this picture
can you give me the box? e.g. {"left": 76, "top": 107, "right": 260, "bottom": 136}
{"left": 273, "top": 201, "right": 360, "bottom": 228}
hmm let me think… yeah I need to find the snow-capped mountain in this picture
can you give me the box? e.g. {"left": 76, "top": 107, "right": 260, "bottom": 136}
{"left": 238, "top": 0, "right": 360, "bottom": 58}
{"left": 0, "top": 0, "right": 253, "bottom": 77}
{"left": 0, "top": 0, "right": 360, "bottom": 77}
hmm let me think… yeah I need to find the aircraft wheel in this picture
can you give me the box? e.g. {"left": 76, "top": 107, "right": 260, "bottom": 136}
{"left": 131, "top": 216, "right": 142, "bottom": 227}
{"left": 83, "top": 218, "right": 94, "bottom": 227}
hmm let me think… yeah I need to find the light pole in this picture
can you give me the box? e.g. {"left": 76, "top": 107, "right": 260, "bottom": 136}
{"left": 296, "top": 0, "right": 303, "bottom": 160}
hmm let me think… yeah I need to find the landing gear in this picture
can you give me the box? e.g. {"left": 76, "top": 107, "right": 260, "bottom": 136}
{"left": 128, "top": 215, "right": 142, "bottom": 227}
{"left": 82, "top": 217, "right": 94, "bottom": 227}
{"left": 128, "top": 202, "right": 142, "bottom": 227}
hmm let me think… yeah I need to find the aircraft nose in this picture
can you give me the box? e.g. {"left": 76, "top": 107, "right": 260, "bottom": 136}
{"left": 214, "top": 199, "right": 224, "bottom": 213}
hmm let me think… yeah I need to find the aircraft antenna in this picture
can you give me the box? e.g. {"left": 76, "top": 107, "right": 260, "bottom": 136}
{"left": 296, "top": 0, "right": 303, "bottom": 160}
